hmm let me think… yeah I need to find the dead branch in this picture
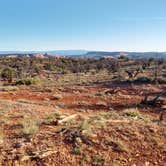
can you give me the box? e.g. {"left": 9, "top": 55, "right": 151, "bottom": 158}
{"left": 141, "top": 89, "right": 166, "bottom": 106}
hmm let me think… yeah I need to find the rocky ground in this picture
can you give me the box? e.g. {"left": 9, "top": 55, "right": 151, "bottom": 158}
{"left": 0, "top": 79, "right": 165, "bottom": 165}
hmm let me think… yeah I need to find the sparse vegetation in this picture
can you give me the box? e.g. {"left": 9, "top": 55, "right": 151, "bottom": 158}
{"left": 0, "top": 56, "right": 165, "bottom": 165}
{"left": 1, "top": 67, "right": 15, "bottom": 83}
{"left": 106, "top": 137, "right": 129, "bottom": 153}
{"left": 0, "top": 130, "right": 4, "bottom": 144}
{"left": 72, "top": 147, "right": 82, "bottom": 155}
{"left": 15, "top": 77, "right": 40, "bottom": 85}
{"left": 123, "top": 109, "right": 141, "bottom": 118}
{"left": 20, "top": 118, "right": 40, "bottom": 136}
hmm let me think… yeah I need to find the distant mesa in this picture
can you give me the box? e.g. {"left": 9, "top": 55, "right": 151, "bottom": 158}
{"left": 0, "top": 50, "right": 166, "bottom": 59}
{"left": 33, "top": 53, "right": 47, "bottom": 58}
{"left": 5, "top": 54, "right": 18, "bottom": 58}
{"left": 102, "top": 56, "right": 115, "bottom": 59}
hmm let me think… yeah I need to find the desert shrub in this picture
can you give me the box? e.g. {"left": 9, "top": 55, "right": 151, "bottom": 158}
{"left": 92, "top": 155, "right": 105, "bottom": 166}
{"left": 123, "top": 109, "right": 140, "bottom": 118}
{"left": 1, "top": 68, "right": 15, "bottom": 83}
{"left": 106, "top": 137, "right": 129, "bottom": 153}
{"left": 21, "top": 118, "right": 40, "bottom": 136}
{"left": 43, "top": 112, "right": 61, "bottom": 124}
{"left": 16, "top": 77, "right": 40, "bottom": 85}
{"left": 72, "top": 147, "right": 81, "bottom": 155}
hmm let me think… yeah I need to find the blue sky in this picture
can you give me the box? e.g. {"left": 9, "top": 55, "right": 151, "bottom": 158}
{"left": 0, "top": 0, "right": 166, "bottom": 51}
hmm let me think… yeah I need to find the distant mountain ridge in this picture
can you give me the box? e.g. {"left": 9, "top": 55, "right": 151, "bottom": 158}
{"left": 82, "top": 51, "right": 166, "bottom": 59}
{"left": 0, "top": 50, "right": 166, "bottom": 59}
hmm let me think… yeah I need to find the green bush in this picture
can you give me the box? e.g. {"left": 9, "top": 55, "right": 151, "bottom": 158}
{"left": 16, "top": 78, "right": 40, "bottom": 85}
{"left": 123, "top": 109, "right": 140, "bottom": 118}
{"left": 1, "top": 68, "right": 15, "bottom": 83}
{"left": 72, "top": 147, "right": 81, "bottom": 155}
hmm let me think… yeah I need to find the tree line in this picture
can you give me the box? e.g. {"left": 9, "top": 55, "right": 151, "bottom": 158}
{"left": 0, "top": 56, "right": 165, "bottom": 84}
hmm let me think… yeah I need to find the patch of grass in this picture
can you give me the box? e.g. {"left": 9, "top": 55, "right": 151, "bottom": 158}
{"left": 0, "top": 109, "right": 9, "bottom": 116}
{"left": 16, "top": 77, "right": 40, "bottom": 85}
{"left": 81, "top": 155, "right": 91, "bottom": 166}
{"left": 93, "top": 118, "right": 107, "bottom": 129}
{"left": 91, "top": 155, "right": 105, "bottom": 166}
{"left": 89, "top": 115, "right": 102, "bottom": 121}
{"left": 0, "top": 129, "right": 4, "bottom": 144}
{"left": 80, "top": 119, "right": 91, "bottom": 131}
{"left": 0, "top": 104, "right": 12, "bottom": 125}
{"left": 99, "top": 111, "right": 120, "bottom": 120}
{"left": 44, "top": 112, "right": 61, "bottom": 124}
{"left": 123, "top": 109, "right": 141, "bottom": 118}
{"left": 20, "top": 118, "right": 40, "bottom": 136}
{"left": 106, "top": 137, "right": 129, "bottom": 153}
{"left": 0, "top": 86, "right": 19, "bottom": 92}
{"left": 72, "top": 147, "right": 82, "bottom": 155}
{"left": 145, "top": 135, "right": 165, "bottom": 149}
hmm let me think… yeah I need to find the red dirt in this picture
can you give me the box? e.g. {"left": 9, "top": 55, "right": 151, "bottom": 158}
{"left": 0, "top": 82, "right": 165, "bottom": 165}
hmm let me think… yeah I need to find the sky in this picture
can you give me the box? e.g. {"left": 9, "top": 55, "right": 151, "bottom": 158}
{"left": 0, "top": 0, "right": 166, "bottom": 51}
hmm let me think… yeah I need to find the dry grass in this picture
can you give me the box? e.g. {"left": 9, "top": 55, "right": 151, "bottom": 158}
{"left": 0, "top": 71, "right": 165, "bottom": 165}
{"left": 0, "top": 86, "right": 19, "bottom": 92}
{"left": 106, "top": 137, "right": 129, "bottom": 153}
{"left": 0, "top": 129, "right": 4, "bottom": 144}
{"left": 122, "top": 108, "right": 141, "bottom": 118}
{"left": 20, "top": 117, "right": 40, "bottom": 136}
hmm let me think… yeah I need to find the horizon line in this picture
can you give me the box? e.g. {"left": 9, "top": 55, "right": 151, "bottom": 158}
{"left": 0, "top": 49, "right": 166, "bottom": 53}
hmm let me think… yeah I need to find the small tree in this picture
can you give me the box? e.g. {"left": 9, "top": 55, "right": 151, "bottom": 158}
{"left": 152, "top": 54, "right": 164, "bottom": 85}
{"left": 1, "top": 68, "right": 15, "bottom": 83}
{"left": 125, "top": 68, "right": 141, "bottom": 82}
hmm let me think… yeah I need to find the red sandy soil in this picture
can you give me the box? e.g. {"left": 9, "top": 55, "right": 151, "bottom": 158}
{"left": 0, "top": 82, "right": 165, "bottom": 165}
